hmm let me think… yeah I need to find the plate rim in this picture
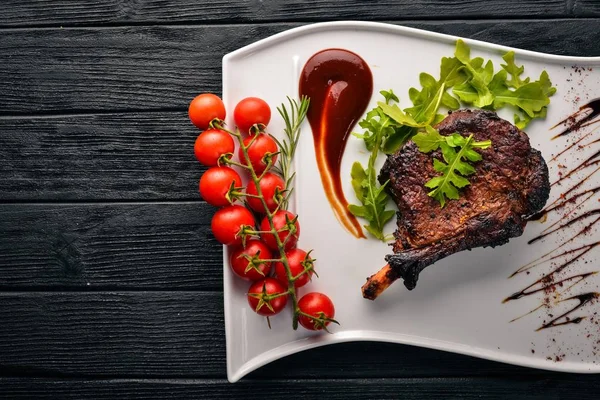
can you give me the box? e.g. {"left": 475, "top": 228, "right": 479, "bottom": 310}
{"left": 221, "top": 20, "right": 600, "bottom": 383}
{"left": 228, "top": 330, "right": 600, "bottom": 382}
{"left": 223, "top": 20, "right": 600, "bottom": 65}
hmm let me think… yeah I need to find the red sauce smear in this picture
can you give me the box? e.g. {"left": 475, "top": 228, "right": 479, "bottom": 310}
{"left": 299, "top": 49, "right": 373, "bottom": 238}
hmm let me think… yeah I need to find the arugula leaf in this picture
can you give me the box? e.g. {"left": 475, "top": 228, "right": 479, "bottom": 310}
{"left": 381, "top": 89, "right": 400, "bottom": 104}
{"left": 350, "top": 161, "right": 368, "bottom": 202}
{"left": 440, "top": 56, "right": 468, "bottom": 87}
{"left": 451, "top": 41, "right": 555, "bottom": 129}
{"left": 453, "top": 40, "right": 495, "bottom": 107}
{"left": 382, "top": 125, "right": 415, "bottom": 154}
{"left": 382, "top": 57, "right": 466, "bottom": 153}
{"left": 441, "top": 91, "right": 461, "bottom": 110}
{"left": 348, "top": 91, "right": 397, "bottom": 240}
{"left": 426, "top": 156, "right": 470, "bottom": 207}
{"left": 513, "top": 70, "right": 556, "bottom": 129}
{"left": 538, "top": 70, "right": 557, "bottom": 98}
{"left": 378, "top": 101, "right": 423, "bottom": 127}
{"left": 355, "top": 108, "right": 393, "bottom": 151}
{"left": 412, "top": 125, "right": 445, "bottom": 152}
{"left": 501, "top": 51, "right": 530, "bottom": 89}
{"left": 487, "top": 69, "right": 508, "bottom": 93}
{"left": 415, "top": 127, "right": 491, "bottom": 207}
{"left": 379, "top": 83, "right": 446, "bottom": 127}
{"left": 452, "top": 83, "right": 479, "bottom": 105}
{"left": 491, "top": 82, "right": 549, "bottom": 117}
{"left": 496, "top": 51, "right": 555, "bottom": 128}
{"left": 349, "top": 159, "right": 395, "bottom": 241}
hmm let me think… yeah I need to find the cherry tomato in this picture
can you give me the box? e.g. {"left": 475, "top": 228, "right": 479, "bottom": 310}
{"left": 260, "top": 210, "right": 300, "bottom": 251}
{"left": 234, "top": 97, "right": 271, "bottom": 134}
{"left": 194, "top": 129, "right": 234, "bottom": 166}
{"left": 199, "top": 166, "right": 241, "bottom": 207}
{"left": 230, "top": 239, "right": 273, "bottom": 281}
{"left": 238, "top": 133, "right": 278, "bottom": 174}
{"left": 247, "top": 278, "right": 288, "bottom": 316}
{"left": 246, "top": 172, "right": 285, "bottom": 213}
{"left": 274, "top": 248, "right": 314, "bottom": 288}
{"left": 188, "top": 93, "right": 226, "bottom": 130}
{"left": 297, "top": 292, "right": 336, "bottom": 331}
{"left": 211, "top": 205, "right": 255, "bottom": 245}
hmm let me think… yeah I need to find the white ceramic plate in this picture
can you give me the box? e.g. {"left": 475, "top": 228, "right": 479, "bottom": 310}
{"left": 221, "top": 21, "right": 600, "bottom": 382}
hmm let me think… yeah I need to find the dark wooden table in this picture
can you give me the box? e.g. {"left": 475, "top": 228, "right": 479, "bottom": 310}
{"left": 1, "top": 1, "right": 600, "bottom": 398}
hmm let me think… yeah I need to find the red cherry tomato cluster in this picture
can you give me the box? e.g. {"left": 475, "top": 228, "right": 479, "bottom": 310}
{"left": 189, "top": 93, "right": 337, "bottom": 331}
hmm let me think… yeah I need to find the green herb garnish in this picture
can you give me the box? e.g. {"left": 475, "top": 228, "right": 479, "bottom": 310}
{"left": 380, "top": 56, "right": 468, "bottom": 153}
{"left": 272, "top": 96, "right": 310, "bottom": 209}
{"left": 347, "top": 90, "right": 399, "bottom": 241}
{"left": 413, "top": 127, "right": 491, "bottom": 207}
{"left": 378, "top": 40, "right": 555, "bottom": 155}
{"left": 451, "top": 41, "right": 555, "bottom": 129}
{"left": 351, "top": 39, "right": 555, "bottom": 215}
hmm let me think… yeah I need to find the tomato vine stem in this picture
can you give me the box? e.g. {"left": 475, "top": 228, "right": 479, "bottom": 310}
{"left": 235, "top": 128, "right": 299, "bottom": 329}
{"left": 214, "top": 96, "right": 310, "bottom": 330}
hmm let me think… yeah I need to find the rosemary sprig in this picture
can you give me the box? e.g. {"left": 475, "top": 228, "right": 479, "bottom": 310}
{"left": 272, "top": 96, "right": 310, "bottom": 209}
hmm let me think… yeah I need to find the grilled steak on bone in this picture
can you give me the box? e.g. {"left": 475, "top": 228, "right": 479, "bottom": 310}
{"left": 362, "top": 109, "right": 550, "bottom": 300}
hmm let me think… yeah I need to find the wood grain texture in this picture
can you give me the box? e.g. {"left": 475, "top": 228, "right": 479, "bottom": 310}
{"left": 2, "top": 1, "right": 600, "bottom": 395}
{"left": 0, "top": 292, "right": 225, "bottom": 377}
{"left": 572, "top": 1, "right": 600, "bottom": 15}
{"left": 0, "top": 203, "right": 562, "bottom": 378}
{"left": 0, "top": 291, "right": 556, "bottom": 379}
{"left": 1, "top": 20, "right": 600, "bottom": 114}
{"left": 0, "top": 204, "right": 222, "bottom": 289}
{"left": 0, "top": 112, "right": 202, "bottom": 200}
{"left": 0, "top": 1, "right": 569, "bottom": 27}
{"left": 2, "top": 376, "right": 600, "bottom": 399}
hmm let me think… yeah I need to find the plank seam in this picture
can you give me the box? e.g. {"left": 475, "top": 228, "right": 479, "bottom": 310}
{"left": 0, "top": 107, "right": 187, "bottom": 119}
{"left": 0, "top": 16, "right": 598, "bottom": 31}
{"left": 0, "top": 371, "right": 557, "bottom": 382}
{"left": 0, "top": 287, "right": 223, "bottom": 293}
{"left": 0, "top": 290, "right": 223, "bottom": 295}
{"left": 0, "top": 199, "right": 205, "bottom": 205}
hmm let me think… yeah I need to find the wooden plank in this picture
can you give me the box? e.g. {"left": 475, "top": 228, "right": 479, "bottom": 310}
{"left": 572, "top": 1, "right": 600, "bottom": 16}
{"left": 0, "top": 1, "right": 569, "bottom": 27}
{"left": 1, "top": 19, "right": 599, "bottom": 114}
{"left": 0, "top": 292, "right": 226, "bottom": 377}
{"left": 0, "top": 203, "right": 222, "bottom": 290}
{"left": 0, "top": 292, "right": 559, "bottom": 379}
{"left": 2, "top": 376, "right": 600, "bottom": 399}
{"left": 0, "top": 112, "right": 202, "bottom": 201}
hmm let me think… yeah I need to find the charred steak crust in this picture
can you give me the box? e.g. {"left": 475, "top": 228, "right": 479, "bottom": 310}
{"left": 378, "top": 109, "right": 550, "bottom": 291}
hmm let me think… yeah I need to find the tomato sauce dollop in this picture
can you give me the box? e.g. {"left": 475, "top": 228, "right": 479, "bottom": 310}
{"left": 299, "top": 49, "right": 373, "bottom": 238}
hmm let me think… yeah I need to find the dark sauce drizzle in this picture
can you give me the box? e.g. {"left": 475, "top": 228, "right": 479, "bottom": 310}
{"left": 527, "top": 185, "right": 600, "bottom": 224}
{"left": 537, "top": 292, "right": 599, "bottom": 331}
{"left": 511, "top": 241, "right": 599, "bottom": 277}
{"left": 508, "top": 99, "right": 600, "bottom": 331}
{"left": 528, "top": 100, "right": 600, "bottom": 224}
{"left": 551, "top": 99, "right": 600, "bottom": 139}
{"left": 504, "top": 272, "right": 597, "bottom": 303}
{"left": 528, "top": 208, "right": 600, "bottom": 245}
